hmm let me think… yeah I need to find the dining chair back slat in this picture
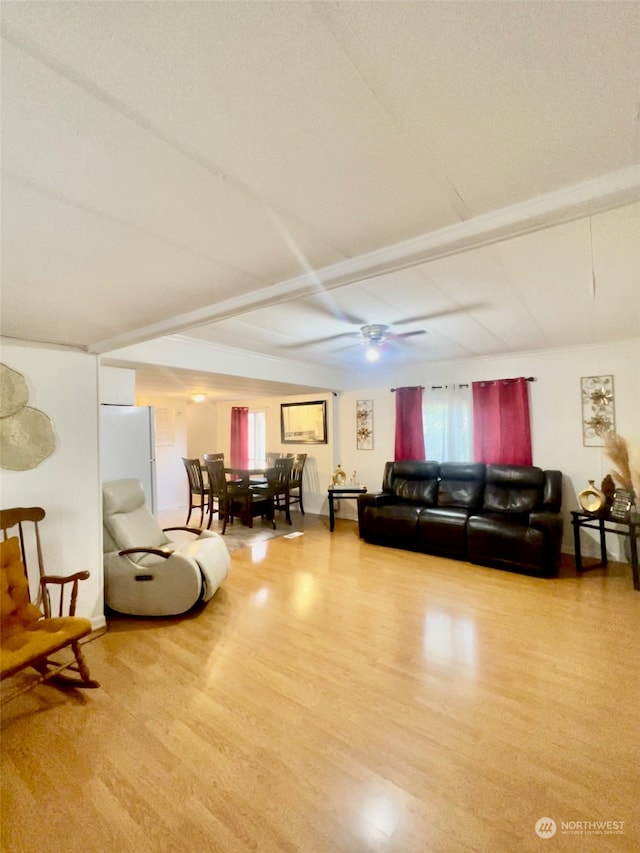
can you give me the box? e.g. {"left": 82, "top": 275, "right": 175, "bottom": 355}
{"left": 251, "top": 456, "right": 294, "bottom": 526}
{"left": 205, "top": 459, "right": 272, "bottom": 532}
{"left": 288, "top": 453, "right": 308, "bottom": 515}
{"left": 181, "top": 457, "right": 211, "bottom": 527}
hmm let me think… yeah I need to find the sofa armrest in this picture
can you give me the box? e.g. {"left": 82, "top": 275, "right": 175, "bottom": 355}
{"left": 358, "top": 491, "right": 394, "bottom": 509}
{"left": 529, "top": 511, "right": 563, "bottom": 537}
{"left": 357, "top": 492, "right": 394, "bottom": 535}
{"left": 529, "top": 511, "right": 564, "bottom": 569}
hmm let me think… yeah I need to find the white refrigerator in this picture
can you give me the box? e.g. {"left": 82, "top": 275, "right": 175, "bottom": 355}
{"left": 100, "top": 404, "right": 157, "bottom": 513}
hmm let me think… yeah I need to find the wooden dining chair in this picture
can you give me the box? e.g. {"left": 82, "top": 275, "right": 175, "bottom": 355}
{"left": 181, "top": 457, "right": 212, "bottom": 527}
{"left": 202, "top": 453, "right": 225, "bottom": 515}
{"left": 251, "top": 456, "right": 294, "bottom": 525}
{"left": 204, "top": 459, "right": 271, "bottom": 532}
{"left": 203, "top": 453, "right": 224, "bottom": 463}
{"left": 250, "top": 451, "right": 281, "bottom": 485}
{"left": 288, "top": 453, "right": 308, "bottom": 515}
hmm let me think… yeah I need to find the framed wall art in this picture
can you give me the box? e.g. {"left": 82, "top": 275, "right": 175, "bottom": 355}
{"left": 280, "top": 400, "right": 327, "bottom": 444}
{"left": 356, "top": 399, "right": 373, "bottom": 450}
{"left": 581, "top": 375, "right": 615, "bottom": 447}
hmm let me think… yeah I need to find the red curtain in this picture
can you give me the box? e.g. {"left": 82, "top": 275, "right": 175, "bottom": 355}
{"left": 230, "top": 407, "right": 249, "bottom": 468}
{"left": 472, "top": 377, "right": 532, "bottom": 465}
{"left": 394, "top": 386, "right": 426, "bottom": 461}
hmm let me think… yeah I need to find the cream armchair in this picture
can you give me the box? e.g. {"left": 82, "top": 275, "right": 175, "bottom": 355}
{"left": 103, "top": 479, "right": 230, "bottom": 616}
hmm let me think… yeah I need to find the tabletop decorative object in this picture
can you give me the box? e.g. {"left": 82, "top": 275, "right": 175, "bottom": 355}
{"left": 577, "top": 480, "right": 605, "bottom": 514}
{"left": 609, "top": 488, "right": 634, "bottom": 522}
{"left": 332, "top": 464, "right": 347, "bottom": 486}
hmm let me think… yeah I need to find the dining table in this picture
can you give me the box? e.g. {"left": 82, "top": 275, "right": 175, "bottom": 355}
{"left": 223, "top": 464, "right": 270, "bottom": 488}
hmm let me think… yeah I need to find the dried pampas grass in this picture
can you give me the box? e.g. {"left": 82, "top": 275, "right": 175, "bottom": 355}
{"left": 604, "top": 433, "right": 636, "bottom": 493}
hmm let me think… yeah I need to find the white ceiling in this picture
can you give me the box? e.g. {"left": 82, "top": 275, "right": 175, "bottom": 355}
{"left": 1, "top": 2, "right": 639, "bottom": 399}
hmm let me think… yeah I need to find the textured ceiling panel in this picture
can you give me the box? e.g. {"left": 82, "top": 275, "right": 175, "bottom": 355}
{"left": 1, "top": 1, "right": 639, "bottom": 387}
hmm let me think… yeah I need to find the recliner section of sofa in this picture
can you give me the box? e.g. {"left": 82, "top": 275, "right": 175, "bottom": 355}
{"left": 358, "top": 461, "right": 563, "bottom": 577}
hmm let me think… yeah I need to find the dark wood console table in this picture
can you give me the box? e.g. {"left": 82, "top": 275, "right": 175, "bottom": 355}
{"left": 571, "top": 510, "right": 639, "bottom": 590}
{"left": 328, "top": 487, "right": 367, "bottom": 532}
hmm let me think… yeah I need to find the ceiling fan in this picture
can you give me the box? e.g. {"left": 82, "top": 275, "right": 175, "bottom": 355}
{"left": 280, "top": 304, "right": 482, "bottom": 359}
{"left": 282, "top": 320, "right": 426, "bottom": 357}
{"left": 354, "top": 323, "right": 426, "bottom": 360}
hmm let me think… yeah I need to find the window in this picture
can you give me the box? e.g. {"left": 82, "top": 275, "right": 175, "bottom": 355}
{"left": 248, "top": 411, "right": 266, "bottom": 464}
{"left": 422, "top": 385, "right": 473, "bottom": 462}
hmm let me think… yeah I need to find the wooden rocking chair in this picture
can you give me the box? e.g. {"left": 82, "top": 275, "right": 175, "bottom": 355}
{"left": 1, "top": 507, "right": 99, "bottom": 703}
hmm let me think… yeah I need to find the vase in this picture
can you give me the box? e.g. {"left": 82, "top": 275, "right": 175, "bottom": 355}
{"left": 332, "top": 464, "right": 347, "bottom": 487}
{"left": 578, "top": 480, "right": 605, "bottom": 514}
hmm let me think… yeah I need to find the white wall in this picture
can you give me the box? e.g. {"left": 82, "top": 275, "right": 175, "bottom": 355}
{"left": 136, "top": 393, "right": 188, "bottom": 512}
{"left": 337, "top": 338, "right": 640, "bottom": 559}
{"left": 99, "top": 365, "right": 136, "bottom": 405}
{"left": 186, "top": 399, "right": 220, "bottom": 459}
{"left": 1, "top": 341, "right": 105, "bottom": 628}
{"left": 4, "top": 336, "right": 631, "bottom": 631}
{"left": 145, "top": 391, "right": 336, "bottom": 516}
{"left": 213, "top": 393, "right": 336, "bottom": 516}
{"left": 128, "top": 337, "right": 639, "bottom": 561}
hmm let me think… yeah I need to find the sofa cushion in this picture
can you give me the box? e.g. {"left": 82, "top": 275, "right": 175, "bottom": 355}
{"left": 417, "top": 506, "right": 470, "bottom": 559}
{"left": 482, "top": 465, "right": 545, "bottom": 514}
{"left": 438, "top": 462, "right": 486, "bottom": 508}
{"left": 467, "top": 513, "right": 550, "bottom": 575}
{"left": 363, "top": 503, "right": 422, "bottom": 544}
{"left": 384, "top": 460, "right": 440, "bottom": 505}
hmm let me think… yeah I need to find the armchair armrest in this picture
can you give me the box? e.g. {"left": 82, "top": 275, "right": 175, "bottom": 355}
{"left": 163, "top": 526, "right": 205, "bottom": 535}
{"left": 118, "top": 547, "right": 171, "bottom": 559}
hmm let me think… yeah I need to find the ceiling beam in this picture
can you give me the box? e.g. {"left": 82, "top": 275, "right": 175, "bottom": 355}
{"left": 91, "top": 165, "right": 640, "bottom": 355}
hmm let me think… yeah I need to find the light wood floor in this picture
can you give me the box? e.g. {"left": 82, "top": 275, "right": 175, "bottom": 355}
{"left": 2, "top": 517, "right": 639, "bottom": 853}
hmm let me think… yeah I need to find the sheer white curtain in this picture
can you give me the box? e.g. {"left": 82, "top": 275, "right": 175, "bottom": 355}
{"left": 423, "top": 384, "right": 473, "bottom": 462}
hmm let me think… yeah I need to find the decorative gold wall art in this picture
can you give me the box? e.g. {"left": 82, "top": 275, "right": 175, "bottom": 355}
{"left": 581, "top": 375, "right": 615, "bottom": 447}
{"left": 0, "top": 362, "right": 29, "bottom": 417}
{"left": 0, "top": 363, "right": 57, "bottom": 470}
{"left": 356, "top": 400, "right": 373, "bottom": 450}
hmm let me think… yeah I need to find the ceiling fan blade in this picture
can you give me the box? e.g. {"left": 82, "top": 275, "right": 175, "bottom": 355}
{"left": 305, "top": 298, "right": 367, "bottom": 327}
{"left": 393, "top": 329, "right": 427, "bottom": 339}
{"left": 393, "top": 304, "right": 485, "bottom": 325}
{"left": 336, "top": 309, "right": 368, "bottom": 327}
{"left": 280, "top": 331, "right": 360, "bottom": 349}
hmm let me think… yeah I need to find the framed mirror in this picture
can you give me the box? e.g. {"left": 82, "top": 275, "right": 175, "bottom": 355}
{"left": 281, "top": 400, "right": 327, "bottom": 444}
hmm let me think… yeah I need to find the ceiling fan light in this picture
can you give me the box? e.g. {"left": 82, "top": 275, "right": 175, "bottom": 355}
{"left": 365, "top": 345, "right": 380, "bottom": 362}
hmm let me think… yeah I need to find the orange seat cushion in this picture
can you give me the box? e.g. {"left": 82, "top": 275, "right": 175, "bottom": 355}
{"left": 0, "top": 537, "right": 92, "bottom": 680}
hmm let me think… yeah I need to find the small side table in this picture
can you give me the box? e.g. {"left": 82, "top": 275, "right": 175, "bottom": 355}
{"left": 571, "top": 510, "right": 639, "bottom": 590}
{"left": 328, "top": 486, "right": 367, "bottom": 532}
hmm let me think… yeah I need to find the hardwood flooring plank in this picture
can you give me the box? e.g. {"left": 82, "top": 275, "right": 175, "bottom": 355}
{"left": 2, "top": 517, "right": 638, "bottom": 852}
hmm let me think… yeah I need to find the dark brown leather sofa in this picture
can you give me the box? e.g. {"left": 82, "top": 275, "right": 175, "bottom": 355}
{"left": 357, "top": 460, "right": 563, "bottom": 577}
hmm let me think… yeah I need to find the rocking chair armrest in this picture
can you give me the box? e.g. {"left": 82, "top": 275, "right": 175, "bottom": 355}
{"left": 40, "top": 570, "right": 90, "bottom": 585}
{"left": 118, "top": 547, "right": 171, "bottom": 559}
{"left": 39, "top": 571, "right": 91, "bottom": 618}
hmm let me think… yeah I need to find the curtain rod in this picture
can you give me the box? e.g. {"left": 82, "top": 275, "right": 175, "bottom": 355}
{"left": 391, "top": 377, "right": 536, "bottom": 391}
